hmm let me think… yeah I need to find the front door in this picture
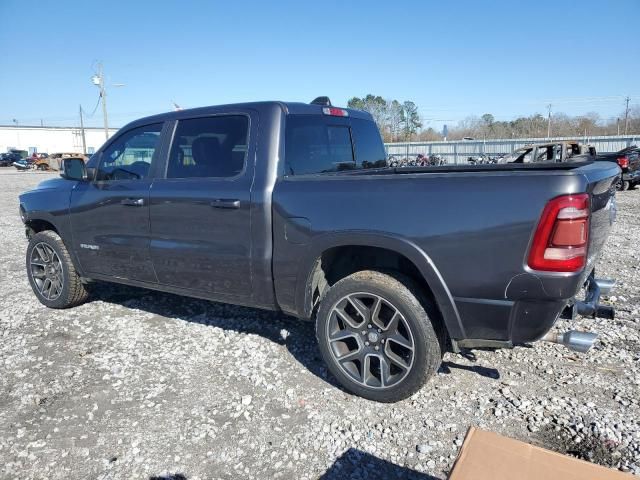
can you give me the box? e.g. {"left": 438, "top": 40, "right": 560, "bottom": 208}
{"left": 69, "top": 122, "right": 166, "bottom": 283}
{"left": 149, "top": 113, "right": 254, "bottom": 299}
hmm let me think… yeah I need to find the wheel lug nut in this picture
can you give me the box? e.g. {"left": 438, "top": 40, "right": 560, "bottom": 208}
{"left": 361, "top": 331, "right": 366, "bottom": 335}
{"left": 365, "top": 341, "right": 370, "bottom": 346}
{"left": 377, "top": 328, "right": 382, "bottom": 333}
{"left": 368, "top": 324, "right": 372, "bottom": 329}
{"left": 374, "top": 346, "right": 379, "bottom": 351}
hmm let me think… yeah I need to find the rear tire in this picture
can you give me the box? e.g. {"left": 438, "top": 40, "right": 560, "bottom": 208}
{"left": 26, "top": 230, "right": 89, "bottom": 309}
{"left": 616, "top": 178, "right": 630, "bottom": 191}
{"left": 316, "top": 270, "right": 443, "bottom": 402}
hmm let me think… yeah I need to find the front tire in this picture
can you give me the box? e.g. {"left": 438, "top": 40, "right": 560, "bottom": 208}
{"left": 26, "top": 230, "right": 89, "bottom": 308}
{"left": 316, "top": 270, "right": 443, "bottom": 402}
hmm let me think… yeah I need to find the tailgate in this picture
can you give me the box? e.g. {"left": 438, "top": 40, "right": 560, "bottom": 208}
{"left": 575, "top": 162, "right": 620, "bottom": 273}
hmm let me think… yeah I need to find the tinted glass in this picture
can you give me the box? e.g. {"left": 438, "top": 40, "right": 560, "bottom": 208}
{"left": 285, "top": 115, "right": 354, "bottom": 175}
{"left": 96, "top": 123, "right": 163, "bottom": 180}
{"left": 351, "top": 118, "right": 387, "bottom": 169}
{"left": 167, "top": 116, "right": 249, "bottom": 179}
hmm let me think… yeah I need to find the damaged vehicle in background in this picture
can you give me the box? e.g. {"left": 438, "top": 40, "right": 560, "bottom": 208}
{"left": 18, "top": 98, "right": 621, "bottom": 402}
{"left": 595, "top": 146, "right": 640, "bottom": 191}
{"left": 499, "top": 141, "right": 595, "bottom": 164}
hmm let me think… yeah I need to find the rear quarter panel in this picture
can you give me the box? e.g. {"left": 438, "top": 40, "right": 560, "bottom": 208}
{"left": 272, "top": 167, "right": 613, "bottom": 342}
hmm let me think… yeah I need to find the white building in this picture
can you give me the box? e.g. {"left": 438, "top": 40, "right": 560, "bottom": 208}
{"left": 0, "top": 125, "right": 119, "bottom": 155}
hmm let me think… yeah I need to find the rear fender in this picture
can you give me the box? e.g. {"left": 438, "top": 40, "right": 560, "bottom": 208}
{"left": 295, "top": 232, "right": 466, "bottom": 340}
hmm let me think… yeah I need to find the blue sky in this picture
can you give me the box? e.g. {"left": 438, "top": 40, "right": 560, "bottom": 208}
{"left": 1, "top": 0, "right": 638, "bottom": 130}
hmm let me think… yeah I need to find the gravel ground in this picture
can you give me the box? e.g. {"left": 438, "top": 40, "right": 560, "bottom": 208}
{"left": 0, "top": 169, "right": 638, "bottom": 480}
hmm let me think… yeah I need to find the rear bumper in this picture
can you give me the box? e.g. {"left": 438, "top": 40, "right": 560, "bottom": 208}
{"left": 452, "top": 271, "right": 615, "bottom": 350}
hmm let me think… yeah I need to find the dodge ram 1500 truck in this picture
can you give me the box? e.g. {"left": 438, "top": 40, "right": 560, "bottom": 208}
{"left": 19, "top": 98, "right": 621, "bottom": 402}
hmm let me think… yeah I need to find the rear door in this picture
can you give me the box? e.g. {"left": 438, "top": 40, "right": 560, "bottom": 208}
{"left": 149, "top": 112, "right": 255, "bottom": 299}
{"left": 69, "top": 122, "right": 167, "bottom": 282}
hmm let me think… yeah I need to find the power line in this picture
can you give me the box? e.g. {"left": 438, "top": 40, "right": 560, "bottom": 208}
{"left": 84, "top": 94, "right": 102, "bottom": 117}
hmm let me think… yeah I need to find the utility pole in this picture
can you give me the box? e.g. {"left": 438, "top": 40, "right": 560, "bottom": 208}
{"left": 91, "top": 63, "right": 124, "bottom": 141}
{"left": 623, "top": 96, "right": 630, "bottom": 135}
{"left": 79, "top": 105, "right": 87, "bottom": 154}
{"left": 92, "top": 63, "right": 109, "bottom": 141}
{"left": 617, "top": 117, "right": 620, "bottom": 135}
{"left": 546, "top": 104, "right": 552, "bottom": 138}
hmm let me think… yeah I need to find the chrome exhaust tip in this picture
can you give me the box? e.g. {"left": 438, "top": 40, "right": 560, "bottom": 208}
{"left": 542, "top": 330, "right": 598, "bottom": 353}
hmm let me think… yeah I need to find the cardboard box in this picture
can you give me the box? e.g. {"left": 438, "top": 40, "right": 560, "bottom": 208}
{"left": 449, "top": 427, "right": 634, "bottom": 480}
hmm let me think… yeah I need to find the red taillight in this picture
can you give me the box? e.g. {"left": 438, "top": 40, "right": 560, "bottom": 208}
{"left": 617, "top": 156, "right": 629, "bottom": 168}
{"left": 527, "top": 194, "right": 590, "bottom": 272}
{"left": 322, "top": 107, "right": 349, "bottom": 117}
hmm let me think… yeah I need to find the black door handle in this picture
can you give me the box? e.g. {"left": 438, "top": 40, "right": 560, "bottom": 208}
{"left": 211, "top": 199, "right": 240, "bottom": 209}
{"left": 121, "top": 198, "right": 145, "bottom": 206}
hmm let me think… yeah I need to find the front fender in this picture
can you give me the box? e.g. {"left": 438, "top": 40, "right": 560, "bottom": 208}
{"left": 19, "top": 183, "right": 83, "bottom": 276}
{"left": 294, "top": 231, "right": 466, "bottom": 340}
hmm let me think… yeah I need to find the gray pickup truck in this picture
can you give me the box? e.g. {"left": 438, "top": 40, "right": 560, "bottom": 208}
{"left": 19, "top": 98, "right": 621, "bottom": 402}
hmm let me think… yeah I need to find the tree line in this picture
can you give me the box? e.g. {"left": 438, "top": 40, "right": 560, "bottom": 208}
{"left": 347, "top": 95, "right": 422, "bottom": 142}
{"left": 348, "top": 94, "right": 640, "bottom": 143}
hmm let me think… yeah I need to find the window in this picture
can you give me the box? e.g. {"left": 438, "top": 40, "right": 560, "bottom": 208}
{"left": 351, "top": 118, "right": 386, "bottom": 169}
{"left": 285, "top": 115, "right": 354, "bottom": 175}
{"left": 167, "top": 116, "right": 249, "bottom": 179}
{"left": 503, "top": 147, "right": 534, "bottom": 163}
{"left": 535, "top": 146, "right": 555, "bottom": 162}
{"left": 96, "top": 123, "right": 163, "bottom": 181}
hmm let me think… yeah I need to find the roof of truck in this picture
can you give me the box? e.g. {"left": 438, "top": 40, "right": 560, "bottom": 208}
{"left": 123, "top": 100, "right": 374, "bottom": 131}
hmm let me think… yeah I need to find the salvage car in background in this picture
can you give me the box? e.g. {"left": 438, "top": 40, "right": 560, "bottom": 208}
{"left": 39, "top": 153, "right": 89, "bottom": 171}
{"left": 0, "top": 152, "right": 23, "bottom": 166}
{"left": 595, "top": 146, "right": 639, "bottom": 191}
{"left": 499, "top": 141, "right": 595, "bottom": 164}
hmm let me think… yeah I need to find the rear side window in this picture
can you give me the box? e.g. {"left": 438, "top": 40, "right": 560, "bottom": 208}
{"left": 285, "top": 116, "right": 354, "bottom": 175}
{"left": 351, "top": 118, "right": 386, "bottom": 169}
{"left": 167, "top": 115, "right": 249, "bottom": 179}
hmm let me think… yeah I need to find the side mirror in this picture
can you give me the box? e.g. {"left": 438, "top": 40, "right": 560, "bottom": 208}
{"left": 60, "top": 158, "right": 87, "bottom": 181}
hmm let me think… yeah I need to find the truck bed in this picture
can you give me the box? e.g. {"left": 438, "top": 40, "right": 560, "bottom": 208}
{"left": 272, "top": 160, "right": 620, "bottom": 345}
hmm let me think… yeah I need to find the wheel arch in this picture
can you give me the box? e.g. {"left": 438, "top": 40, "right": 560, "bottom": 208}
{"left": 295, "top": 232, "right": 465, "bottom": 340}
{"left": 24, "top": 217, "right": 59, "bottom": 237}
{"left": 23, "top": 212, "right": 85, "bottom": 277}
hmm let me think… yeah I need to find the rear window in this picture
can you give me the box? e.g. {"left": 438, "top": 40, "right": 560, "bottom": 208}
{"left": 284, "top": 115, "right": 386, "bottom": 176}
